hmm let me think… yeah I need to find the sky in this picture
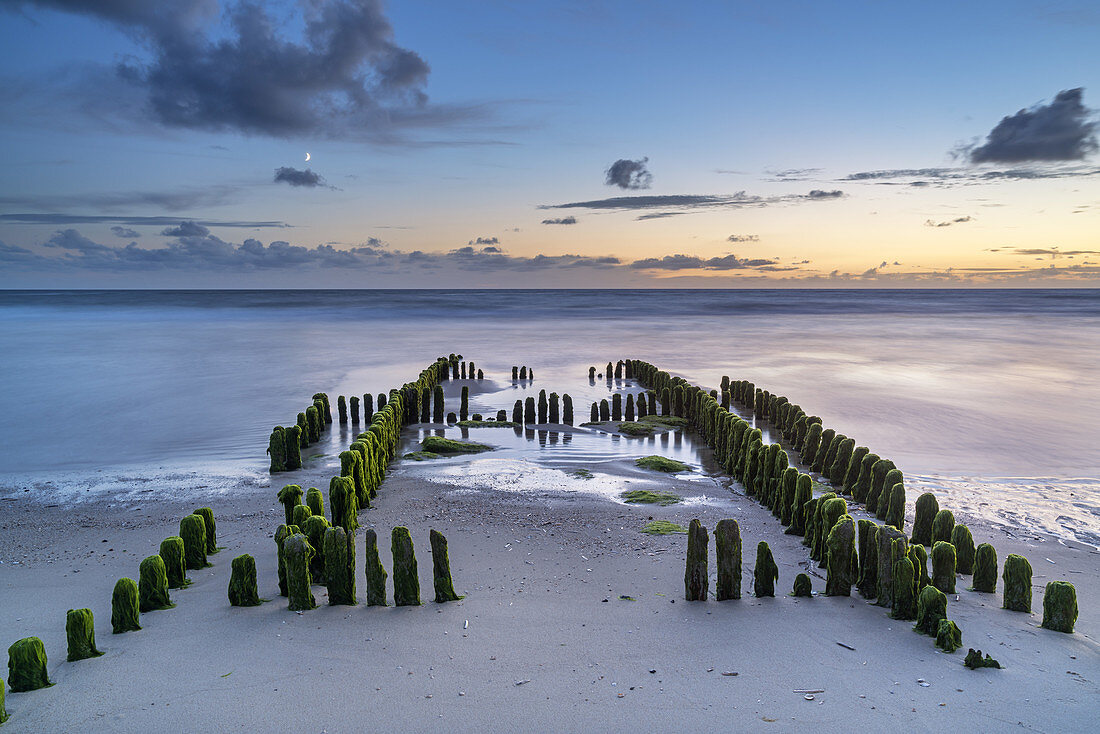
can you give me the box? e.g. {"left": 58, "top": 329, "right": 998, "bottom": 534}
{"left": 1, "top": 0, "right": 1099, "bottom": 288}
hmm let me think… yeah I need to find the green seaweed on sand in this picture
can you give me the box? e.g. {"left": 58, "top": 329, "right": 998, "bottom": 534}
{"left": 964, "top": 649, "right": 1001, "bottom": 669}
{"left": 618, "top": 421, "right": 657, "bottom": 436}
{"left": 403, "top": 451, "right": 442, "bottom": 461}
{"left": 634, "top": 456, "right": 690, "bottom": 473}
{"left": 138, "top": 554, "right": 173, "bottom": 612}
{"left": 621, "top": 489, "right": 682, "bottom": 506}
{"left": 572, "top": 468, "right": 594, "bottom": 479}
{"left": 936, "top": 620, "right": 963, "bottom": 653}
{"left": 640, "top": 414, "right": 688, "bottom": 427}
{"left": 421, "top": 436, "right": 492, "bottom": 455}
{"left": 641, "top": 520, "right": 687, "bottom": 535}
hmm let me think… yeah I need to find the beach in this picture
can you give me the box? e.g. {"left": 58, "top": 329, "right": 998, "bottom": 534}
{"left": 1, "top": 289, "right": 1098, "bottom": 731}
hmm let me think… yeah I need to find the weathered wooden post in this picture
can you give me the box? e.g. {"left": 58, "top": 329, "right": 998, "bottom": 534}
{"left": 278, "top": 484, "right": 303, "bottom": 526}
{"left": 179, "top": 514, "right": 209, "bottom": 570}
{"left": 430, "top": 530, "right": 462, "bottom": 603}
{"left": 111, "top": 578, "right": 141, "bottom": 634}
{"left": 684, "top": 519, "right": 709, "bottom": 601}
{"left": 714, "top": 519, "right": 742, "bottom": 601}
{"left": 285, "top": 534, "right": 317, "bottom": 611}
{"left": 754, "top": 541, "right": 778, "bottom": 597}
{"left": 911, "top": 492, "right": 938, "bottom": 546}
{"left": 6, "top": 638, "right": 51, "bottom": 692}
{"left": 392, "top": 526, "right": 421, "bottom": 606}
{"left": 194, "top": 507, "right": 217, "bottom": 555}
{"left": 228, "top": 554, "right": 263, "bottom": 606}
{"left": 364, "top": 528, "right": 388, "bottom": 606}
{"left": 972, "top": 543, "right": 997, "bottom": 592}
{"left": 324, "top": 527, "right": 356, "bottom": 606}
{"left": 563, "top": 394, "right": 574, "bottom": 425}
{"left": 138, "top": 554, "right": 172, "bottom": 612}
{"left": 1002, "top": 554, "right": 1032, "bottom": 612}
{"left": 460, "top": 386, "right": 470, "bottom": 421}
{"left": 951, "top": 525, "right": 976, "bottom": 575}
{"left": 159, "top": 536, "right": 189, "bottom": 589}
{"left": 1041, "top": 582, "right": 1078, "bottom": 633}
{"left": 931, "top": 540, "right": 957, "bottom": 594}
{"left": 825, "top": 515, "right": 857, "bottom": 596}
{"left": 65, "top": 608, "right": 103, "bottom": 662}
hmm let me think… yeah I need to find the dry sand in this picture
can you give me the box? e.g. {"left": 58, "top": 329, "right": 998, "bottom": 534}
{"left": 1, "top": 446, "right": 1097, "bottom": 733}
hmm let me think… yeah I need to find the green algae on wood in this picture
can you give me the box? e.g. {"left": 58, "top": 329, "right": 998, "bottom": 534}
{"left": 391, "top": 526, "right": 421, "bottom": 606}
{"left": 714, "top": 519, "right": 742, "bottom": 601}
{"left": 324, "top": 527, "right": 357, "bottom": 606}
{"left": 275, "top": 524, "right": 296, "bottom": 597}
{"left": 684, "top": 519, "right": 708, "bottom": 601}
{"left": 433, "top": 385, "right": 445, "bottom": 423}
{"left": 792, "top": 573, "right": 812, "bottom": 597}
{"left": 228, "top": 554, "right": 263, "bottom": 607}
{"left": 825, "top": 515, "right": 857, "bottom": 596}
{"left": 891, "top": 556, "right": 918, "bottom": 620}
{"left": 753, "top": 541, "right": 778, "bottom": 598}
{"left": 430, "top": 529, "right": 462, "bottom": 603}
{"left": 785, "top": 474, "right": 813, "bottom": 536}
{"left": 138, "top": 554, "right": 173, "bottom": 612}
{"left": 364, "top": 528, "right": 388, "bottom": 606}
{"left": 856, "top": 520, "right": 878, "bottom": 598}
{"left": 457, "top": 420, "right": 519, "bottom": 428}
{"left": 951, "top": 524, "right": 976, "bottom": 575}
{"left": 291, "top": 504, "right": 313, "bottom": 530}
{"left": 337, "top": 395, "right": 348, "bottom": 424}
{"left": 305, "top": 487, "right": 324, "bottom": 518}
{"left": 875, "top": 526, "right": 907, "bottom": 607}
{"left": 460, "top": 386, "right": 470, "bottom": 421}
{"left": 329, "top": 475, "right": 360, "bottom": 532}
{"left": 66, "top": 608, "right": 103, "bottom": 662}
{"left": 885, "top": 483, "right": 905, "bottom": 532}
{"left": 284, "top": 534, "right": 316, "bottom": 611}
{"left": 420, "top": 436, "right": 492, "bottom": 455}
{"left": 111, "top": 577, "right": 141, "bottom": 634}
{"left": 1041, "top": 581, "right": 1077, "bottom": 633}
{"left": 971, "top": 543, "right": 998, "bottom": 593}
{"left": 964, "top": 649, "right": 1001, "bottom": 669}
{"left": 267, "top": 426, "right": 287, "bottom": 473}
{"left": 0, "top": 677, "right": 6, "bottom": 724}
{"left": 277, "top": 484, "right": 304, "bottom": 526}
{"left": 910, "top": 543, "right": 930, "bottom": 590}
{"left": 159, "top": 536, "right": 190, "bottom": 589}
{"left": 641, "top": 520, "right": 687, "bottom": 535}
{"left": 936, "top": 619, "right": 963, "bottom": 653}
{"left": 910, "top": 492, "right": 938, "bottom": 547}
{"left": 1002, "top": 554, "right": 1032, "bottom": 613}
{"left": 931, "top": 540, "right": 957, "bottom": 594}
{"left": 284, "top": 426, "right": 302, "bottom": 470}
{"left": 618, "top": 421, "right": 657, "bottom": 436}
{"left": 815, "top": 496, "right": 847, "bottom": 565}
{"left": 302, "top": 515, "right": 331, "bottom": 581}
{"left": 931, "top": 508, "right": 955, "bottom": 545}
{"left": 874, "top": 466, "right": 902, "bottom": 520}
{"left": 634, "top": 455, "right": 690, "bottom": 473}
{"left": 563, "top": 394, "right": 574, "bottom": 425}
{"left": 193, "top": 507, "right": 218, "bottom": 554}
{"left": 621, "top": 489, "right": 682, "bottom": 506}
{"left": 914, "top": 585, "right": 948, "bottom": 636}
{"left": 350, "top": 395, "right": 360, "bottom": 423}
{"left": 180, "top": 513, "right": 209, "bottom": 570}
{"left": 6, "top": 637, "right": 51, "bottom": 692}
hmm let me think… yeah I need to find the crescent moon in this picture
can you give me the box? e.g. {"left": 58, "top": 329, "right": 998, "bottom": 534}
{"left": 305, "top": 152, "right": 311, "bottom": 162}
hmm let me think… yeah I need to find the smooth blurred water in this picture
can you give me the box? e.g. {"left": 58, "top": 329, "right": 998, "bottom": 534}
{"left": 1, "top": 289, "right": 1097, "bottom": 543}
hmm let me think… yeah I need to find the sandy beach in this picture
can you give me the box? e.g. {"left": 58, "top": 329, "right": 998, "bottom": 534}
{"left": 1, "top": 427, "right": 1096, "bottom": 732}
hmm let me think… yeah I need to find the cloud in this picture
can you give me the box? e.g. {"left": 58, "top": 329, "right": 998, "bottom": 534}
{"left": 273, "top": 167, "right": 329, "bottom": 188}
{"left": 0, "top": 184, "right": 246, "bottom": 212}
{"left": 728, "top": 234, "right": 759, "bottom": 242}
{"left": 965, "top": 88, "right": 1098, "bottom": 163}
{"left": 0, "top": 214, "right": 288, "bottom": 228}
{"left": 635, "top": 212, "right": 685, "bottom": 221}
{"left": 629, "top": 253, "right": 789, "bottom": 271}
{"left": 605, "top": 158, "right": 653, "bottom": 190}
{"left": 160, "top": 221, "right": 210, "bottom": 238}
{"left": 766, "top": 168, "right": 821, "bottom": 181}
{"left": 468, "top": 236, "right": 499, "bottom": 247}
{"left": 841, "top": 164, "right": 1100, "bottom": 186}
{"left": 541, "top": 216, "right": 577, "bottom": 225}
{"left": 540, "top": 190, "right": 845, "bottom": 212}
{"left": 8, "top": 0, "right": 493, "bottom": 144}
{"left": 110, "top": 226, "right": 140, "bottom": 238}
{"left": 924, "top": 216, "right": 973, "bottom": 227}
{"left": 1002, "top": 247, "right": 1100, "bottom": 258}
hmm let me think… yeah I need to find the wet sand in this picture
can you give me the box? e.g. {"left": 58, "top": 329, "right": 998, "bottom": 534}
{"left": 1, "top": 446, "right": 1096, "bottom": 732}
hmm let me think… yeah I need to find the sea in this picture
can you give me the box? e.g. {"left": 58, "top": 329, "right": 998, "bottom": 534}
{"left": 1, "top": 289, "right": 1097, "bottom": 547}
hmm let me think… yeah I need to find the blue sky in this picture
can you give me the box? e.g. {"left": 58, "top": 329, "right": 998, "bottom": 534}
{"left": 2, "top": 0, "right": 1099, "bottom": 287}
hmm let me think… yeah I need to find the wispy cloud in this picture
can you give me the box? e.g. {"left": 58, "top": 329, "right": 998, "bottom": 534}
{"left": 541, "top": 216, "right": 577, "bottom": 225}
{"left": 728, "top": 234, "right": 759, "bottom": 242}
{"left": 0, "top": 214, "right": 289, "bottom": 228}
{"left": 841, "top": 165, "right": 1100, "bottom": 186}
{"left": 925, "top": 216, "right": 973, "bottom": 227}
{"left": 629, "top": 253, "right": 794, "bottom": 271}
{"left": 0, "top": 184, "right": 246, "bottom": 213}
{"left": 540, "top": 190, "right": 844, "bottom": 212}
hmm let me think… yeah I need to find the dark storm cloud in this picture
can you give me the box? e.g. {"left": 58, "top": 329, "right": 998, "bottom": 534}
{"left": 540, "top": 190, "right": 844, "bottom": 212}
{"left": 0, "top": 213, "right": 288, "bottom": 228}
{"left": 541, "top": 216, "right": 577, "bottom": 225}
{"left": 110, "top": 226, "right": 140, "bottom": 238}
{"left": 274, "top": 167, "right": 329, "bottom": 188}
{"left": 8, "top": 0, "right": 490, "bottom": 144}
{"left": 924, "top": 216, "right": 973, "bottom": 227}
{"left": 629, "top": 253, "right": 787, "bottom": 271}
{"left": 965, "top": 88, "right": 1098, "bottom": 163}
{"left": 605, "top": 158, "right": 653, "bottom": 190}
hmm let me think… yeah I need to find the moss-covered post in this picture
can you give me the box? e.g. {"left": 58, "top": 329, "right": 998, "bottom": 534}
{"left": 714, "top": 519, "right": 742, "bottom": 601}
{"left": 637, "top": 392, "right": 648, "bottom": 418}
{"left": 864, "top": 458, "right": 895, "bottom": 514}
{"left": 684, "top": 518, "right": 709, "bottom": 601}
{"left": 538, "top": 389, "right": 548, "bottom": 423}
{"left": 891, "top": 557, "right": 917, "bottom": 620}
{"left": 460, "top": 386, "right": 470, "bottom": 421}
{"left": 605, "top": 361, "right": 613, "bottom": 379}
{"left": 910, "top": 544, "right": 930, "bottom": 590}
{"left": 624, "top": 393, "right": 635, "bottom": 422}
{"left": 828, "top": 438, "right": 855, "bottom": 486}
{"left": 611, "top": 393, "right": 622, "bottom": 421}
{"left": 324, "top": 527, "right": 356, "bottom": 606}
{"left": 284, "top": 425, "right": 302, "bottom": 470}
{"left": 138, "top": 554, "right": 172, "bottom": 612}
{"left": 786, "top": 474, "right": 812, "bottom": 536}
{"left": 305, "top": 487, "right": 324, "bottom": 518}
{"left": 302, "top": 515, "right": 330, "bottom": 581}
{"left": 6, "top": 637, "right": 50, "bottom": 692}
{"left": 193, "top": 507, "right": 217, "bottom": 555}
{"left": 277, "top": 484, "right": 303, "bottom": 526}
{"left": 110, "top": 577, "right": 141, "bottom": 635}
{"left": 1, "top": 677, "right": 6, "bottom": 724}
{"left": 856, "top": 520, "right": 878, "bottom": 598}
{"left": 563, "top": 394, "right": 574, "bottom": 425}
{"left": 432, "top": 385, "right": 444, "bottom": 423}
{"left": 292, "top": 504, "right": 312, "bottom": 529}
{"left": 885, "top": 483, "right": 905, "bottom": 532}
{"left": 935, "top": 620, "right": 963, "bottom": 653}
{"left": 754, "top": 541, "right": 778, "bottom": 598}
{"left": 875, "top": 526, "right": 906, "bottom": 607}
{"left": 329, "top": 475, "right": 359, "bottom": 532}
{"left": 520, "top": 366, "right": 528, "bottom": 380}
{"left": 228, "top": 554, "right": 263, "bottom": 607}
{"left": 268, "top": 427, "right": 287, "bottom": 473}
{"left": 284, "top": 534, "right": 316, "bottom": 611}
{"left": 599, "top": 399, "right": 610, "bottom": 422}
{"left": 350, "top": 395, "right": 360, "bottom": 423}
{"left": 549, "top": 392, "right": 560, "bottom": 424}
{"left": 931, "top": 509, "right": 955, "bottom": 545}
{"left": 911, "top": 492, "right": 938, "bottom": 546}
{"left": 364, "top": 393, "right": 374, "bottom": 422}
{"left": 843, "top": 446, "right": 869, "bottom": 494}
{"left": 826, "top": 515, "right": 857, "bottom": 596}
{"left": 391, "top": 526, "right": 421, "bottom": 606}
{"left": 589, "top": 403, "right": 598, "bottom": 423}
{"left": 792, "top": 574, "right": 812, "bottom": 597}
{"left": 180, "top": 514, "right": 208, "bottom": 570}
{"left": 159, "top": 536, "right": 188, "bottom": 589}
{"left": 337, "top": 395, "right": 348, "bottom": 424}
{"left": 950, "top": 525, "right": 975, "bottom": 575}
{"left": 430, "top": 529, "right": 462, "bottom": 603}
{"left": 296, "top": 413, "right": 309, "bottom": 447}
{"left": 364, "top": 528, "right": 388, "bottom": 606}
{"left": 525, "top": 397, "right": 536, "bottom": 424}
{"left": 305, "top": 406, "right": 321, "bottom": 442}
{"left": 972, "top": 543, "right": 997, "bottom": 593}
{"left": 275, "top": 524, "right": 295, "bottom": 597}
{"left": 931, "top": 540, "right": 957, "bottom": 594}
{"left": 1041, "top": 581, "right": 1078, "bottom": 633}
{"left": 1002, "top": 554, "right": 1032, "bottom": 613}
{"left": 914, "top": 585, "right": 948, "bottom": 636}
{"left": 815, "top": 496, "right": 846, "bottom": 565}
{"left": 513, "top": 400, "right": 523, "bottom": 424}
{"left": 65, "top": 608, "right": 103, "bottom": 662}
{"left": 660, "top": 387, "right": 671, "bottom": 416}
{"left": 800, "top": 423, "right": 822, "bottom": 466}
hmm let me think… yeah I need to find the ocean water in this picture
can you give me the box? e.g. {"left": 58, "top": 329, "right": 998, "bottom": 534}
{"left": 0, "top": 289, "right": 1097, "bottom": 545}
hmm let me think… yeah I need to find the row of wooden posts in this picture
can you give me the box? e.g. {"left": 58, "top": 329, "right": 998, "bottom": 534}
{"left": 625, "top": 359, "right": 1078, "bottom": 637}
{"left": 588, "top": 360, "right": 633, "bottom": 381}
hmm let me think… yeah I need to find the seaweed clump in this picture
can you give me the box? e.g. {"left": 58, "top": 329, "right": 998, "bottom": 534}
{"left": 936, "top": 620, "right": 963, "bottom": 653}
{"left": 641, "top": 520, "right": 686, "bottom": 535}
{"left": 617, "top": 421, "right": 656, "bottom": 436}
{"left": 634, "top": 455, "right": 690, "bottom": 473}
{"left": 792, "top": 573, "right": 812, "bottom": 597}
{"left": 964, "top": 649, "right": 1001, "bottom": 670}
{"left": 620, "top": 489, "right": 682, "bottom": 506}
{"left": 6, "top": 637, "right": 51, "bottom": 692}
{"left": 420, "top": 436, "right": 492, "bottom": 455}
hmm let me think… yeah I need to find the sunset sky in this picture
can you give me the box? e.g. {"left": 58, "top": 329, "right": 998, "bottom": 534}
{"left": 2, "top": 0, "right": 1099, "bottom": 287}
